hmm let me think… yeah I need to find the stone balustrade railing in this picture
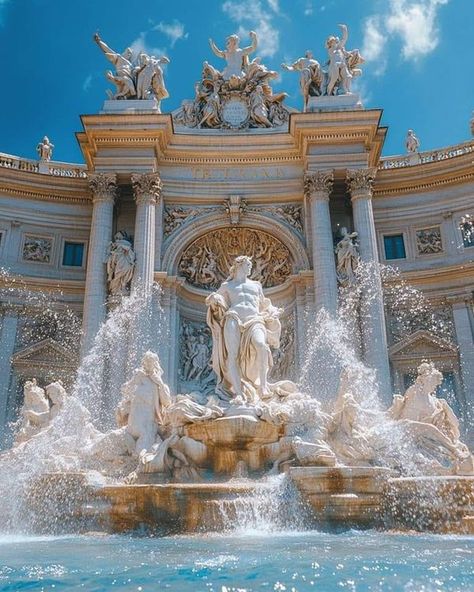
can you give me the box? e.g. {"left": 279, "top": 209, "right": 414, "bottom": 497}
{"left": 0, "top": 152, "right": 87, "bottom": 178}
{"left": 379, "top": 140, "right": 474, "bottom": 170}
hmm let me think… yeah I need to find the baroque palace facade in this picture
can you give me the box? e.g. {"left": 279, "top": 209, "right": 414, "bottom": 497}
{"left": 0, "top": 29, "right": 473, "bottom": 443}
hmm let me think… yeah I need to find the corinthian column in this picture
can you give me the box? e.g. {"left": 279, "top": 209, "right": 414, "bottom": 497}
{"left": 131, "top": 172, "right": 162, "bottom": 293}
{"left": 347, "top": 168, "right": 391, "bottom": 400}
{"left": 81, "top": 173, "right": 116, "bottom": 358}
{"left": 304, "top": 170, "right": 338, "bottom": 315}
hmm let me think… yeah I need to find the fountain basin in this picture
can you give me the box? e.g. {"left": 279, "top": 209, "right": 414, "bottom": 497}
{"left": 385, "top": 476, "right": 474, "bottom": 534}
{"left": 288, "top": 466, "right": 395, "bottom": 528}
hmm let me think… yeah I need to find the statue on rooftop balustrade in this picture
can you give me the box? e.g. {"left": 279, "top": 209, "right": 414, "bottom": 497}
{"left": 209, "top": 31, "right": 258, "bottom": 80}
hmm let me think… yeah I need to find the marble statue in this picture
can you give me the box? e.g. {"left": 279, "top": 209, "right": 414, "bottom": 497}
{"left": 205, "top": 256, "right": 283, "bottom": 403}
{"left": 36, "top": 136, "right": 54, "bottom": 161}
{"left": 406, "top": 129, "right": 420, "bottom": 153}
{"left": 174, "top": 31, "right": 289, "bottom": 130}
{"left": 94, "top": 33, "right": 135, "bottom": 99}
{"left": 94, "top": 33, "right": 169, "bottom": 107}
{"left": 135, "top": 52, "right": 170, "bottom": 108}
{"left": 282, "top": 51, "right": 324, "bottom": 111}
{"left": 335, "top": 227, "right": 359, "bottom": 285}
{"left": 389, "top": 362, "right": 474, "bottom": 475}
{"left": 249, "top": 85, "right": 272, "bottom": 127}
{"left": 209, "top": 32, "right": 258, "bottom": 80}
{"left": 116, "top": 351, "right": 172, "bottom": 456}
{"left": 106, "top": 231, "right": 135, "bottom": 295}
{"left": 45, "top": 381, "right": 67, "bottom": 421}
{"left": 15, "top": 379, "right": 50, "bottom": 444}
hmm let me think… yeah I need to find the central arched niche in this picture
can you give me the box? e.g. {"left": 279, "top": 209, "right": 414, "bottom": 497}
{"left": 177, "top": 227, "right": 293, "bottom": 290}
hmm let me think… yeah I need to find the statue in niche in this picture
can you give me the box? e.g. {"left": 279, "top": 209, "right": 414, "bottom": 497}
{"left": 389, "top": 362, "right": 473, "bottom": 474}
{"left": 116, "top": 351, "right": 172, "bottom": 456}
{"left": 209, "top": 31, "right": 258, "bottom": 80}
{"left": 106, "top": 231, "right": 136, "bottom": 295}
{"left": 187, "top": 335, "right": 212, "bottom": 382}
{"left": 282, "top": 51, "right": 324, "bottom": 111}
{"left": 335, "top": 227, "right": 359, "bottom": 285}
{"left": 15, "top": 379, "right": 51, "bottom": 444}
{"left": 36, "top": 136, "right": 54, "bottom": 161}
{"left": 205, "top": 256, "right": 283, "bottom": 403}
{"left": 406, "top": 129, "right": 420, "bottom": 153}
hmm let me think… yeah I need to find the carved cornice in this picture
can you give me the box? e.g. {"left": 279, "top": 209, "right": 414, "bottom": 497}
{"left": 88, "top": 173, "right": 117, "bottom": 203}
{"left": 346, "top": 168, "right": 377, "bottom": 196}
{"left": 304, "top": 170, "right": 334, "bottom": 200}
{"left": 131, "top": 172, "right": 162, "bottom": 205}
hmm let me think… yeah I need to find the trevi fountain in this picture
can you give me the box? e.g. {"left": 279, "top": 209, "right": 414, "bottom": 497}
{"left": 0, "top": 22, "right": 473, "bottom": 592}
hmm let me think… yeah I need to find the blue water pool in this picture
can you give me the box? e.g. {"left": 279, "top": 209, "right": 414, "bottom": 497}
{"left": 0, "top": 530, "right": 472, "bottom": 591}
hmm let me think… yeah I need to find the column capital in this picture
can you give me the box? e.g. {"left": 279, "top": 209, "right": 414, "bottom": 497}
{"left": 88, "top": 172, "right": 117, "bottom": 204}
{"left": 346, "top": 167, "right": 377, "bottom": 199}
{"left": 304, "top": 170, "right": 334, "bottom": 201}
{"left": 132, "top": 172, "right": 162, "bottom": 205}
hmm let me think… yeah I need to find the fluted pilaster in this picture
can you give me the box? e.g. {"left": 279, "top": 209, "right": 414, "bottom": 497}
{"left": 80, "top": 173, "right": 117, "bottom": 358}
{"left": 304, "top": 169, "right": 338, "bottom": 314}
{"left": 347, "top": 167, "right": 391, "bottom": 400}
{"left": 131, "top": 172, "right": 162, "bottom": 292}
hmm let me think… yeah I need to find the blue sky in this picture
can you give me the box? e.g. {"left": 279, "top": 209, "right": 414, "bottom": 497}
{"left": 0, "top": 0, "right": 472, "bottom": 163}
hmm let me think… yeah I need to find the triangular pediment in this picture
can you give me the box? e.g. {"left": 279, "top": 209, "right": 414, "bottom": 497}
{"left": 12, "top": 338, "right": 76, "bottom": 367}
{"left": 389, "top": 330, "right": 457, "bottom": 358}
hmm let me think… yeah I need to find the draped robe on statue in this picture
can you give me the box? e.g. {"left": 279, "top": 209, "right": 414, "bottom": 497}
{"left": 206, "top": 285, "right": 281, "bottom": 401}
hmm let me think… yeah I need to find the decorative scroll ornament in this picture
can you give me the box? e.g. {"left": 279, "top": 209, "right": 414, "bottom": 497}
{"left": 224, "top": 195, "right": 246, "bottom": 225}
{"left": 346, "top": 168, "right": 376, "bottom": 193}
{"left": 304, "top": 170, "right": 334, "bottom": 197}
{"left": 178, "top": 227, "right": 292, "bottom": 290}
{"left": 88, "top": 173, "right": 117, "bottom": 202}
{"left": 131, "top": 173, "right": 162, "bottom": 205}
{"left": 173, "top": 31, "right": 290, "bottom": 130}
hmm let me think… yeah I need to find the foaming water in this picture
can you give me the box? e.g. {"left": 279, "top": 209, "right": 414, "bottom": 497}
{"left": 214, "top": 474, "right": 310, "bottom": 534}
{"left": 0, "top": 531, "right": 472, "bottom": 591}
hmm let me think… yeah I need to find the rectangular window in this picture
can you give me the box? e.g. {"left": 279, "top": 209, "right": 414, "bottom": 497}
{"left": 383, "top": 234, "right": 406, "bottom": 260}
{"left": 62, "top": 242, "right": 84, "bottom": 267}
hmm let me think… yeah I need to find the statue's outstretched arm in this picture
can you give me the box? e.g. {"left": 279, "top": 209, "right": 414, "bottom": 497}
{"left": 93, "top": 33, "right": 117, "bottom": 64}
{"left": 243, "top": 30, "right": 258, "bottom": 55}
{"left": 209, "top": 38, "right": 225, "bottom": 59}
{"left": 338, "top": 24, "right": 348, "bottom": 48}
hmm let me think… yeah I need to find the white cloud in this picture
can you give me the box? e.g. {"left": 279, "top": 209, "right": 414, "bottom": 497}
{"left": 267, "top": 0, "right": 280, "bottom": 13}
{"left": 361, "top": 15, "right": 387, "bottom": 75}
{"left": 129, "top": 31, "right": 165, "bottom": 58}
{"left": 362, "top": 0, "right": 449, "bottom": 73}
{"left": 154, "top": 20, "right": 188, "bottom": 47}
{"left": 82, "top": 74, "right": 93, "bottom": 93}
{"left": 386, "top": 0, "right": 448, "bottom": 60}
{"left": 222, "top": 0, "right": 280, "bottom": 57}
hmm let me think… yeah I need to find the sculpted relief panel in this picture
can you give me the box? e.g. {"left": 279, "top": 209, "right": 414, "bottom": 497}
{"left": 178, "top": 228, "right": 293, "bottom": 290}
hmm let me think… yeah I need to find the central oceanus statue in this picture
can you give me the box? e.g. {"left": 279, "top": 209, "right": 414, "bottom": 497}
{"left": 205, "top": 255, "right": 293, "bottom": 404}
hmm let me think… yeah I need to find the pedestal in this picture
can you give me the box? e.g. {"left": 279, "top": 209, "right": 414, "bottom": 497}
{"left": 101, "top": 99, "right": 161, "bottom": 114}
{"left": 308, "top": 94, "right": 362, "bottom": 112}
